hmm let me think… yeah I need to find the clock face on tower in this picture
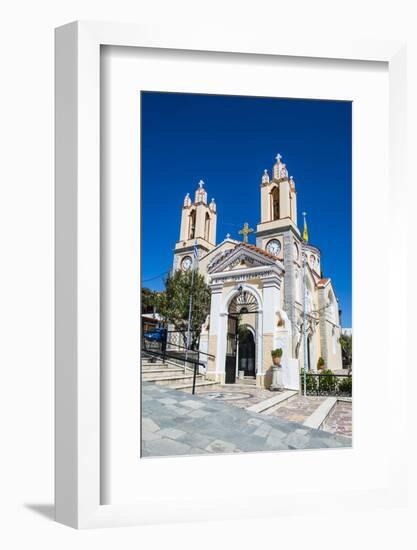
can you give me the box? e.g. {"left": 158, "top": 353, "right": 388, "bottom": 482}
{"left": 266, "top": 239, "right": 281, "bottom": 256}
{"left": 181, "top": 256, "right": 192, "bottom": 271}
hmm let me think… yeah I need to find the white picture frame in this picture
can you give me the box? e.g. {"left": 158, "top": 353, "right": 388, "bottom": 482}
{"left": 55, "top": 21, "right": 407, "bottom": 529}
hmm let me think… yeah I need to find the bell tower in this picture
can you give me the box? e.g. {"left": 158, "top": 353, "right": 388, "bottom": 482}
{"left": 256, "top": 153, "right": 302, "bottom": 356}
{"left": 256, "top": 153, "right": 300, "bottom": 252}
{"left": 259, "top": 154, "right": 298, "bottom": 227}
{"left": 173, "top": 180, "right": 217, "bottom": 272}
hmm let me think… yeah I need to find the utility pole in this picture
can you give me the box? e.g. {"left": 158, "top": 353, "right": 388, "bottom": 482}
{"left": 302, "top": 211, "right": 308, "bottom": 397}
{"left": 185, "top": 240, "right": 198, "bottom": 362}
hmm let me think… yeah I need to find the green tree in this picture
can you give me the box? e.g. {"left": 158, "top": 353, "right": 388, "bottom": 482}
{"left": 339, "top": 333, "right": 352, "bottom": 371}
{"left": 155, "top": 270, "right": 210, "bottom": 345}
{"left": 141, "top": 287, "right": 158, "bottom": 313}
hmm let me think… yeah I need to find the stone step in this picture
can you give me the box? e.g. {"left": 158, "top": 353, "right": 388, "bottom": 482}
{"left": 142, "top": 358, "right": 189, "bottom": 370}
{"left": 235, "top": 378, "right": 257, "bottom": 386}
{"left": 142, "top": 358, "right": 166, "bottom": 365}
{"left": 146, "top": 374, "right": 204, "bottom": 386}
{"left": 171, "top": 380, "right": 219, "bottom": 391}
{"left": 142, "top": 366, "right": 184, "bottom": 374}
{"left": 246, "top": 390, "right": 299, "bottom": 414}
{"left": 142, "top": 369, "right": 185, "bottom": 379}
{"left": 303, "top": 397, "right": 337, "bottom": 430}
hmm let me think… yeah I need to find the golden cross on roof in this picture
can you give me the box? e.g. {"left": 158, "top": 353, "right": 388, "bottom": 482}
{"left": 238, "top": 222, "right": 254, "bottom": 243}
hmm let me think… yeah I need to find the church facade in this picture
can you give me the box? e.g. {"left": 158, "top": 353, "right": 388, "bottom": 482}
{"left": 172, "top": 154, "right": 343, "bottom": 389}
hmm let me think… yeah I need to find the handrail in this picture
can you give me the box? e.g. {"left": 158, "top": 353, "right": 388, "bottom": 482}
{"left": 142, "top": 328, "right": 215, "bottom": 359}
{"left": 165, "top": 339, "right": 215, "bottom": 359}
{"left": 142, "top": 340, "right": 207, "bottom": 395}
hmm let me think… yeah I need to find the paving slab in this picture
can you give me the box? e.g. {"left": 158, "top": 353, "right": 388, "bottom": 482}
{"left": 141, "top": 382, "right": 350, "bottom": 458}
{"left": 303, "top": 397, "right": 337, "bottom": 429}
{"left": 246, "top": 390, "right": 298, "bottom": 413}
{"left": 322, "top": 401, "right": 352, "bottom": 438}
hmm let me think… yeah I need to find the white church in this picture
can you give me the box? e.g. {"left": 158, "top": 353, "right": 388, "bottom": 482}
{"left": 172, "top": 154, "right": 343, "bottom": 390}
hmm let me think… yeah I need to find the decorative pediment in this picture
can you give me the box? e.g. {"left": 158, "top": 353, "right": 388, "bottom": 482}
{"left": 208, "top": 243, "right": 278, "bottom": 274}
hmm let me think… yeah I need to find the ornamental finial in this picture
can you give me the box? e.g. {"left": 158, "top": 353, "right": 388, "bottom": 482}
{"left": 274, "top": 153, "right": 284, "bottom": 179}
{"left": 183, "top": 192, "right": 191, "bottom": 207}
{"left": 262, "top": 169, "right": 270, "bottom": 185}
{"left": 195, "top": 179, "right": 207, "bottom": 204}
{"left": 273, "top": 152, "right": 288, "bottom": 180}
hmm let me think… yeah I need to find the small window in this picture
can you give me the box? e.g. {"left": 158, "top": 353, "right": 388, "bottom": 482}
{"left": 189, "top": 210, "right": 196, "bottom": 239}
{"left": 271, "top": 187, "right": 280, "bottom": 220}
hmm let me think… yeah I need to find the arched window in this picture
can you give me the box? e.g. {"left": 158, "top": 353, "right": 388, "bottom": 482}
{"left": 271, "top": 187, "right": 280, "bottom": 220}
{"left": 204, "top": 212, "right": 211, "bottom": 241}
{"left": 189, "top": 210, "right": 196, "bottom": 239}
{"left": 327, "top": 290, "right": 336, "bottom": 322}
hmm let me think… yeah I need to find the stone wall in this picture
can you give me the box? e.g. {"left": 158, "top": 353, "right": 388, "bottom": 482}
{"left": 283, "top": 230, "right": 297, "bottom": 355}
{"left": 206, "top": 334, "right": 217, "bottom": 379}
{"left": 261, "top": 332, "right": 274, "bottom": 388}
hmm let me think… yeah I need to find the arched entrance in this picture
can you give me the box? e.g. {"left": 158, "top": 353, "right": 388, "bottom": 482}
{"left": 225, "top": 290, "right": 259, "bottom": 384}
{"left": 238, "top": 325, "right": 256, "bottom": 376}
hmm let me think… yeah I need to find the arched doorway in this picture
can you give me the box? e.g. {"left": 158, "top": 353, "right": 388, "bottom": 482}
{"left": 238, "top": 325, "right": 255, "bottom": 377}
{"left": 225, "top": 290, "right": 259, "bottom": 384}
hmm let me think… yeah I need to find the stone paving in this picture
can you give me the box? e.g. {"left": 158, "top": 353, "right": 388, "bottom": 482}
{"left": 178, "top": 384, "right": 352, "bottom": 438}
{"left": 141, "top": 382, "right": 351, "bottom": 457}
{"left": 322, "top": 401, "right": 352, "bottom": 438}
{"left": 265, "top": 395, "right": 327, "bottom": 423}
{"left": 180, "top": 383, "right": 273, "bottom": 409}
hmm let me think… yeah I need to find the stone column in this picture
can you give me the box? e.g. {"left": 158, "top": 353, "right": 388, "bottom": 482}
{"left": 261, "top": 275, "right": 281, "bottom": 388}
{"left": 207, "top": 282, "right": 223, "bottom": 380}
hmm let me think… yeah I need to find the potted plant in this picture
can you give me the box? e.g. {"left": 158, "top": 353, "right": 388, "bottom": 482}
{"left": 271, "top": 348, "right": 283, "bottom": 366}
{"left": 317, "top": 356, "right": 325, "bottom": 371}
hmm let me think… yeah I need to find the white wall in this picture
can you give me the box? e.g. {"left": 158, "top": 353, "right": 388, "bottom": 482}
{"left": 0, "top": 0, "right": 416, "bottom": 548}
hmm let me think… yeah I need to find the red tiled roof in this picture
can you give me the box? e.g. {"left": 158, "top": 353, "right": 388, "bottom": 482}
{"left": 239, "top": 241, "right": 281, "bottom": 261}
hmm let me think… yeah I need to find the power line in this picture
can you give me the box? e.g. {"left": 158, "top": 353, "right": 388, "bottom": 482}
{"left": 142, "top": 269, "right": 170, "bottom": 283}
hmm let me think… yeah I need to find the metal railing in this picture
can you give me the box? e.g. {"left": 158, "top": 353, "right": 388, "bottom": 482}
{"left": 165, "top": 330, "right": 200, "bottom": 352}
{"left": 300, "top": 371, "right": 352, "bottom": 397}
{"left": 141, "top": 330, "right": 214, "bottom": 395}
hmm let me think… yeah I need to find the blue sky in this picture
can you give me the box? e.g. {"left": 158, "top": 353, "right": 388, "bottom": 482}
{"left": 141, "top": 92, "right": 352, "bottom": 328}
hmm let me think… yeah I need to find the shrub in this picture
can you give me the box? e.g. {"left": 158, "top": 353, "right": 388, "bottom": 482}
{"left": 317, "top": 356, "right": 325, "bottom": 369}
{"left": 338, "top": 376, "right": 352, "bottom": 395}
{"left": 318, "top": 369, "right": 336, "bottom": 393}
{"left": 271, "top": 348, "right": 283, "bottom": 358}
{"left": 300, "top": 368, "right": 318, "bottom": 393}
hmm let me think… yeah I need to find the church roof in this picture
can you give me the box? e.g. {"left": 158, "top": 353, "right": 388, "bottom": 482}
{"left": 207, "top": 240, "right": 283, "bottom": 274}
{"left": 317, "top": 277, "right": 330, "bottom": 288}
{"left": 239, "top": 241, "right": 280, "bottom": 261}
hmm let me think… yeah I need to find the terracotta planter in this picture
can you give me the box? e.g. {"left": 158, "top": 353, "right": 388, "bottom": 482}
{"left": 272, "top": 356, "right": 282, "bottom": 366}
